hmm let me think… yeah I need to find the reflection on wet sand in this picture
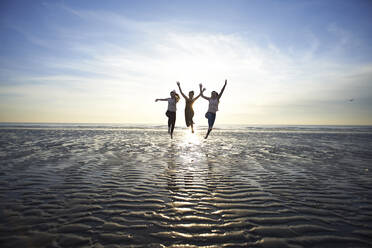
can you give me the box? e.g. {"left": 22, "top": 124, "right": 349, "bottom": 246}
{"left": 0, "top": 126, "right": 371, "bottom": 247}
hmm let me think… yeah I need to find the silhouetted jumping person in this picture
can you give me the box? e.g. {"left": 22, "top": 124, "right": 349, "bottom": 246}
{"left": 200, "top": 79, "right": 227, "bottom": 139}
{"left": 177, "top": 81, "right": 205, "bottom": 133}
{"left": 155, "top": 90, "right": 180, "bottom": 139}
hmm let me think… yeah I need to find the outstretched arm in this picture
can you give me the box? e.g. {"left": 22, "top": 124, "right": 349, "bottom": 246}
{"left": 218, "top": 79, "right": 227, "bottom": 100}
{"left": 176, "top": 82, "right": 188, "bottom": 100}
{"left": 155, "top": 98, "right": 169, "bottom": 102}
{"left": 199, "top": 83, "right": 210, "bottom": 100}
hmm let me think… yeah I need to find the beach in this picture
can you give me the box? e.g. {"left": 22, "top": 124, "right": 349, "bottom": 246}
{"left": 0, "top": 124, "right": 372, "bottom": 247}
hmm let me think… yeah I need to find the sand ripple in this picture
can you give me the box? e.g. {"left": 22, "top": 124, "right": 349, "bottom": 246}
{"left": 1, "top": 127, "right": 372, "bottom": 247}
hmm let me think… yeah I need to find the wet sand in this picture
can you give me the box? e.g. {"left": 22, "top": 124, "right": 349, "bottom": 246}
{"left": 0, "top": 125, "right": 372, "bottom": 247}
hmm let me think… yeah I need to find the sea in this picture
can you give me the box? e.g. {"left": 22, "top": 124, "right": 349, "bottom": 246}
{"left": 0, "top": 123, "right": 372, "bottom": 247}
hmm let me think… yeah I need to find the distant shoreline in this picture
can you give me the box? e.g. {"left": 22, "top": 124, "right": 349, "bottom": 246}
{"left": 1, "top": 122, "right": 372, "bottom": 127}
{"left": 1, "top": 122, "right": 372, "bottom": 134}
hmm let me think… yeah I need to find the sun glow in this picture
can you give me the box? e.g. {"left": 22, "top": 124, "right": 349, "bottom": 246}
{"left": 181, "top": 129, "right": 201, "bottom": 146}
{"left": 178, "top": 128, "right": 204, "bottom": 167}
{"left": 2, "top": 3, "right": 371, "bottom": 125}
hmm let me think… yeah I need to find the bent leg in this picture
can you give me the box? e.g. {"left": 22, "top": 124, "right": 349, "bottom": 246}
{"left": 205, "top": 112, "right": 216, "bottom": 139}
{"left": 166, "top": 111, "right": 171, "bottom": 127}
{"left": 166, "top": 111, "right": 172, "bottom": 133}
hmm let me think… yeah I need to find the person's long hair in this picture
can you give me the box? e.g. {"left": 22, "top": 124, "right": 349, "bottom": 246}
{"left": 174, "top": 93, "right": 180, "bottom": 102}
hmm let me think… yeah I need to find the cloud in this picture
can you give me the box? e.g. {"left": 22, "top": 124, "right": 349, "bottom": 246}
{"left": 1, "top": 5, "right": 371, "bottom": 124}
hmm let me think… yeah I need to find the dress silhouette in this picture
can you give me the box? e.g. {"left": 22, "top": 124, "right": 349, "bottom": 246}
{"left": 177, "top": 81, "right": 205, "bottom": 133}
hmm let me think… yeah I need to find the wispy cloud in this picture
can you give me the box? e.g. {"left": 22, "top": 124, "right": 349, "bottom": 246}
{"left": 1, "top": 4, "right": 371, "bottom": 124}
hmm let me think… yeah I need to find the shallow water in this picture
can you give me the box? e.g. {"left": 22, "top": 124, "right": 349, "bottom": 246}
{"left": 0, "top": 125, "right": 372, "bottom": 247}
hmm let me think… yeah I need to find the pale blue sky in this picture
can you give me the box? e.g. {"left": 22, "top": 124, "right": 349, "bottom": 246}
{"left": 1, "top": 0, "right": 372, "bottom": 124}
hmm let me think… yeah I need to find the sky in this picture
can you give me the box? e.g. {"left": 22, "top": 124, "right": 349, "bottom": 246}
{"left": 0, "top": 0, "right": 372, "bottom": 125}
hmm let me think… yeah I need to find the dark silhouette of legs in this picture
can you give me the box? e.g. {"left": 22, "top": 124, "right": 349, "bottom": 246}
{"left": 166, "top": 111, "right": 176, "bottom": 139}
{"left": 205, "top": 128, "right": 212, "bottom": 139}
{"left": 205, "top": 112, "right": 216, "bottom": 139}
{"left": 185, "top": 108, "right": 194, "bottom": 133}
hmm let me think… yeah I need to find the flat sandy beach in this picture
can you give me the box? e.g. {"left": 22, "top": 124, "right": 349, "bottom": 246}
{"left": 0, "top": 124, "right": 371, "bottom": 247}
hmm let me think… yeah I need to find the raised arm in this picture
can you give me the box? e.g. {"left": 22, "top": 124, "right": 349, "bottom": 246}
{"left": 199, "top": 83, "right": 210, "bottom": 100}
{"left": 218, "top": 79, "right": 227, "bottom": 100}
{"left": 194, "top": 87, "right": 206, "bottom": 101}
{"left": 176, "top": 81, "right": 188, "bottom": 100}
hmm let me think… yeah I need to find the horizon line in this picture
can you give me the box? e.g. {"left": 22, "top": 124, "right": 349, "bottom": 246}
{"left": 1, "top": 121, "right": 372, "bottom": 127}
